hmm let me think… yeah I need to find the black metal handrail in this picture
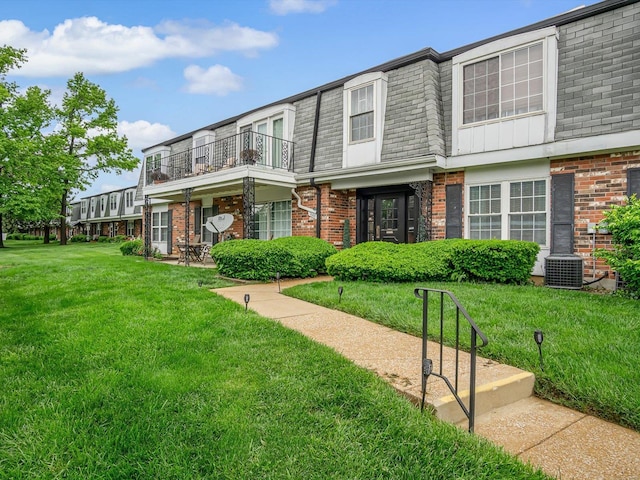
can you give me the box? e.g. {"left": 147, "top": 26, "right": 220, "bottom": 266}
{"left": 414, "top": 287, "right": 488, "bottom": 433}
{"left": 146, "top": 131, "right": 294, "bottom": 185}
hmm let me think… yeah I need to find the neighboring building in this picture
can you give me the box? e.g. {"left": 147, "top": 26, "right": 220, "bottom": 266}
{"left": 140, "top": 0, "right": 639, "bottom": 288}
{"left": 68, "top": 185, "right": 143, "bottom": 239}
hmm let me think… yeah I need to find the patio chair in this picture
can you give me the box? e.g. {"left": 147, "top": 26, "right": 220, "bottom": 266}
{"left": 200, "top": 244, "right": 212, "bottom": 265}
{"left": 176, "top": 243, "right": 187, "bottom": 264}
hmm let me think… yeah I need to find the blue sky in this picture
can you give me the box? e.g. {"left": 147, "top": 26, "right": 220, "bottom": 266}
{"left": 2, "top": 0, "right": 598, "bottom": 199}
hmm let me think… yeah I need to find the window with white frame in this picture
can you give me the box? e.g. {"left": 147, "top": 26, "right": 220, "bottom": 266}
{"left": 468, "top": 179, "right": 547, "bottom": 244}
{"left": 252, "top": 201, "right": 291, "bottom": 240}
{"left": 350, "top": 84, "right": 374, "bottom": 142}
{"left": 90, "top": 198, "right": 96, "bottom": 215}
{"left": 201, "top": 206, "right": 214, "bottom": 244}
{"left": 237, "top": 104, "right": 294, "bottom": 169}
{"left": 81, "top": 200, "right": 87, "bottom": 216}
{"left": 110, "top": 193, "right": 118, "bottom": 211}
{"left": 152, "top": 211, "right": 168, "bottom": 242}
{"left": 469, "top": 184, "right": 502, "bottom": 239}
{"left": 146, "top": 152, "right": 162, "bottom": 170}
{"left": 509, "top": 180, "right": 546, "bottom": 244}
{"left": 125, "top": 191, "right": 134, "bottom": 209}
{"left": 127, "top": 220, "right": 135, "bottom": 237}
{"left": 463, "top": 42, "right": 543, "bottom": 125}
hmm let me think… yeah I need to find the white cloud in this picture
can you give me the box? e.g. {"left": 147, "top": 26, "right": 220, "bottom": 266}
{"left": 0, "top": 17, "right": 278, "bottom": 77}
{"left": 118, "top": 120, "right": 176, "bottom": 151}
{"left": 183, "top": 64, "right": 243, "bottom": 95}
{"left": 269, "top": 0, "right": 336, "bottom": 15}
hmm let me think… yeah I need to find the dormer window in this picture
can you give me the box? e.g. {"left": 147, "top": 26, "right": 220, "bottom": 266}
{"left": 463, "top": 42, "right": 543, "bottom": 125}
{"left": 342, "top": 72, "right": 388, "bottom": 168}
{"left": 452, "top": 26, "right": 558, "bottom": 156}
{"left": 350, "top": 84, "right": 374, "bottom": 142}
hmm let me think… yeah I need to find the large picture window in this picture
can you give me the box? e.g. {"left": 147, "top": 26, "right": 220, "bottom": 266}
{"left": 252, "top": 201, "right": 291, "bottom": 240}
{"left": 463, "top": 42, "right": 543, "bottom": 124}
{"left": 350, "top": 84, "right": 374, "bottom": 142}
{"left": 468, "top": 179, "right": 547, "bottom": 244}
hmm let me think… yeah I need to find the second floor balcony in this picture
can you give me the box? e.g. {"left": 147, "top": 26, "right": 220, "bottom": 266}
{"left": 146, "top": 131, "right": 295, "bottom": 186}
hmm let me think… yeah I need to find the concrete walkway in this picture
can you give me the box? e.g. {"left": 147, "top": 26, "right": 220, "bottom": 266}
{"left": 213, "top": 277, "right": 640, "bottom": 480}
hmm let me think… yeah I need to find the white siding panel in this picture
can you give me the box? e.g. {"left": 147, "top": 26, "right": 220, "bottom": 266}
{"left": 457, "top": 128, "right": 472, "bottom": 155}
{"left": 499, "top": 120, "right": 514, "bottom": 150}
{"left": 484, "top": 122, "right": 501, "bottom": 151}
{"left": 471, "top": 125, "right": 485, "bottom": 152}
{"left": 513, "top": 117, "right": 530, "bottom": 148}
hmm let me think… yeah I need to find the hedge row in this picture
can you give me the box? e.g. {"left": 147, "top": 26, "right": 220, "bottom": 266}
{"left": 326, "top": 239, "right": 539, "bottom": 285}
{"left": 211, "top": 236, "right": 337, "bottom": 281}
{"left": 6, "top": 233, "right": 56, "bottom": 240}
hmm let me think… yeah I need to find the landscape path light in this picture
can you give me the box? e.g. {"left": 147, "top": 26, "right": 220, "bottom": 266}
{"left": 244, "top": 293, "right": 250, "bottom": 312}
{"left": 534, "top": 330, "right": 544, "bottom": 371}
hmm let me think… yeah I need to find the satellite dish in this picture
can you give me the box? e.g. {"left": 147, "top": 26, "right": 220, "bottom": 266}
{"left": 205, "top": 214, "right": 234, "bottom": 233}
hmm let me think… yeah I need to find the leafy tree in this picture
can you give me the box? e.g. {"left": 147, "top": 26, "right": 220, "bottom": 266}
{"left": 51, "top": 72, "right": 138, "bottom": 245}
{"left": 596, "top": 195, "right": 640, "bottom": 298}
{"left": 0, "top": 46, "right": 56, "bottom": 248}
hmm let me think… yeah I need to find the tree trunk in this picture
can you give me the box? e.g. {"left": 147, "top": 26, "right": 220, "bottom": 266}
{"left": 59, "top": 190, "right": 68, "bottom": 246}
{"left": 44, "top": 224, "right": 50, "bottom": 244}
{"left": 0, "top": 213, "right": 4, "bottom": 248}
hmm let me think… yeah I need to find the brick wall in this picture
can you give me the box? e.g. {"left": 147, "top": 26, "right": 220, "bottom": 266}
{"left": 432, "top": 171, "right": 464, "bottom": 240}
{"left": 169, "top": 200, "right": 203, "bottom": 247}
{"left": 291, "top": 184, "right": 355, "bottom": 248}
{"left": 551, "top": 150, "right": 640, "bottom": 278}
{"left": 292, "top": 186, "right": 317, "bottom": 237}
{"left": 321, "top": 185, "right": 356, "bottom": 247}
{"left": 213, "top": 195, "right": 244, "bottom": 240}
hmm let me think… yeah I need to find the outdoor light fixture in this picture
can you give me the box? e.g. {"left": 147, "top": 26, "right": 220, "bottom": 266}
{"left": 338, "top": 286, "right": 344, "bottom": 303}
{"left": 276, "top": 272, "right": 281, "bottom": 293}
{"left": 244, "top": 293, "right": 250, "bottom": 311}
{"left": 534, "top": 330, "right": 544, "bottom": 371}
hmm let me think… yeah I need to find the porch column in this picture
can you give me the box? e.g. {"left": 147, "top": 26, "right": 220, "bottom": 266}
{"left": 410, "top": 181, "right": 433, "bottom": 242}
{"left": 184, "top": 187, "right": 192, "bottom": 266}
{"left": 243, "top": 177, "right": 255, "bottom": 239}
{"left": 144, "top": 195, "right": 152, "bottom": 260}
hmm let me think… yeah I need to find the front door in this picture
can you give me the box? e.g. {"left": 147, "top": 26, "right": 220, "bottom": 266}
{"left": 376, "top": 194, "right": 406, "bottom": 243}
{"left": 358, "top": 187, "right": 418, "bottom": 244}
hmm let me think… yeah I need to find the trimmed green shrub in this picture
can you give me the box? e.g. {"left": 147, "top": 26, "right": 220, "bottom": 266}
{"left": 596, "top": 195, "right": 640, "bottom": 298}
{"left": 97, "top": 236, "right": 109, "bottom": 243}
{"left": 111, "top": 235, "right": 127, "bottom": 243}
{"left": 70, "top": 234, "right": 87, "bottom": 243}
{"left": 211, "top": 239, "right": 299, "bottom": 281}
{"left": 120, "top": 239, "right": 144, "bottom": 256}
{"left": 6, "top": 233, "right": 42, "bottom": 240}
{"left": 325, "top": 240, "right": 463, "bottom": 282}
{"left": 450, "top": 240, "right": 540, "bottom": 284}
{"left": 325, "top": 239, "right": 539, "bottom": 284}
{"left": 272, "top": 236, "right": 337, "bottom": 277}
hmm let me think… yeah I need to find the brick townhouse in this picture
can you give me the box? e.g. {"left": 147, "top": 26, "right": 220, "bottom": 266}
{"left": 139, "top": 0, "right": 640, "bottom": 288}
{"left": 68, "top": 185, "right": 143, "bottom": 240}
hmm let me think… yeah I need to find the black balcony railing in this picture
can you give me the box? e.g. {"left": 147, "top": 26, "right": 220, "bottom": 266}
{"left": 146, "top": 131, "right": 294, "bottom": 185}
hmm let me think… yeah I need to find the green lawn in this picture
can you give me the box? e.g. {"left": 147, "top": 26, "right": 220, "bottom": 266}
{"left": 284, "top": 279, "right": 640, "bottom": 432}
{"left": 0, "top": 241, "right": 549, "bottom": 479}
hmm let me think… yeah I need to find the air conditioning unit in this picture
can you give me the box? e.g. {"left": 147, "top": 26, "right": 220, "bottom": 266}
{"left": 545, "top": 255, "right": 584, "bottom": 289}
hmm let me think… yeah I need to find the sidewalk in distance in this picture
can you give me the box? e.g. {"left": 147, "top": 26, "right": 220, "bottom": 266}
{"left": 213, "top": 277, "right": 640, "bottom": 480}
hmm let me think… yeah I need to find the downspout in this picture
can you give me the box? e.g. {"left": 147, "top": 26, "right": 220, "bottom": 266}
{"left": 309, "top": 90, "right": 323, "bottom": 238}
